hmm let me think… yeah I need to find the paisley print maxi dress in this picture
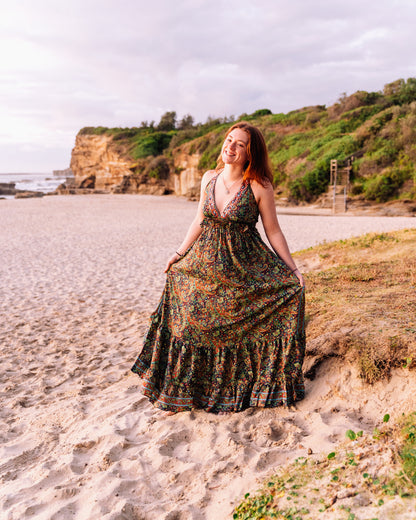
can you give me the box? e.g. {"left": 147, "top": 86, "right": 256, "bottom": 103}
{"left": 131, "top": 174, "right": 305, "bottom": 413}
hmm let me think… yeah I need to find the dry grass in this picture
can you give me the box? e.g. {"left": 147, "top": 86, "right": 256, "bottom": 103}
{"left": 295, "top": 229, "right": 416, "bottom": 383}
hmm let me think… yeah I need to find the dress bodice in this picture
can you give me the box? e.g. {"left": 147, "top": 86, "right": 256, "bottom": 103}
{"left": 202, "top": 174, "right": 259, "bottom": 227}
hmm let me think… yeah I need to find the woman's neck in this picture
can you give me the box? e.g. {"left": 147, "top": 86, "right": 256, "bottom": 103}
{"left": 222, "top": 163, "right": 244, "bottom": 181}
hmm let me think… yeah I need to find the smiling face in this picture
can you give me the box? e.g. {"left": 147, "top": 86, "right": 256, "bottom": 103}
{"left": 221, "top": 128, "right": 249, "bottom": 168}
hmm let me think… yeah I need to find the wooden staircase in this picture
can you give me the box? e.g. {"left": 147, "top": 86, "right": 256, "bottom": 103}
{"left": 329, "top": 160, "right": 352, "bottom": 214}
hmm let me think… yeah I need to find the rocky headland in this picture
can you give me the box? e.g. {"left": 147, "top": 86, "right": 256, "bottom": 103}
{"left": 60, "top": 133, "right": 203, "bottom": 199}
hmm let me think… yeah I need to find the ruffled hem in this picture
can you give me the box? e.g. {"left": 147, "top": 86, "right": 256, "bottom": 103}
{"left": 131, "top": 331, "right": 305, "bottom": 413}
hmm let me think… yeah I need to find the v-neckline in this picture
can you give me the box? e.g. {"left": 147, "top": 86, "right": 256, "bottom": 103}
{"left": 213, "top": 173, "right": 245, "bottom": 217}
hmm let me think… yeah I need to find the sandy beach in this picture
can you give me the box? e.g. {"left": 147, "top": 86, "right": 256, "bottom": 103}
{"left": 1, "top": 194, "right": 416, "bottom": 520}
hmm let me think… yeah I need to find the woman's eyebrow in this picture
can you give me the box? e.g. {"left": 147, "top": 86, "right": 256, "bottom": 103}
{"left": 230, "top": 136, "right": 247, "bottom": 144}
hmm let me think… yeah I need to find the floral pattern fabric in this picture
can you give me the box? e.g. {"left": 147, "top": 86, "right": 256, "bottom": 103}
{"left": 131, "top": 174, "right": 306, "bottom": 412}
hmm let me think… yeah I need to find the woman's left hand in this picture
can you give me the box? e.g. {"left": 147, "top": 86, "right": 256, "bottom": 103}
{"left": 293, "top": 269, "right": 305, "bottom": 287}
{"left": 164, "top": 253, "right": 182, "bottom": 273}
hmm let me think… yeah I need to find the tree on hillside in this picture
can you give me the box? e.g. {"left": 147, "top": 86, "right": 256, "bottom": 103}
{"left": 178, "top": 114, "right": 195, "bottom": 130}
{"left": 383, "top": 79, "right": 405, "bottom": 98}
{"left": 400, "top": 78, "right": 416, "bottom": 104}
{"left": 157, "top": 111, "right": 177, "bottom": 131}
{"left": 383, "top": 78, "right": 416, "bottom": 105}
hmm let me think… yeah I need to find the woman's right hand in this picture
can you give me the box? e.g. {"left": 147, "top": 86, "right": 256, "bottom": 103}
{"left": 295, "top": 270, "right": 305, "bottom": 287}
{"left": 164, "top": 253, "right": 182, "bottom": 273}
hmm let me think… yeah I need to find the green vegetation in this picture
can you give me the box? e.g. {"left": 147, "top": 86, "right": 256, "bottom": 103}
{"left": 233, "top": 413, "right": 416, "bottom": 519}
{"left": 79, "top": 78, "right": 416, "bottom": 203}
{"left": 145, "top": 156, "right": 170, "bottom": 179}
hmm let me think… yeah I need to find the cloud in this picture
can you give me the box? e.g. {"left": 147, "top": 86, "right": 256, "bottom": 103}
{"left": 1, "top": 0, "right": 416, "bottom": 171}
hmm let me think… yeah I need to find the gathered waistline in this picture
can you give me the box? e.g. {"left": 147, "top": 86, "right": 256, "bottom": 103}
{"left": 201, "top": 217, "right": 256, "bottom": 231}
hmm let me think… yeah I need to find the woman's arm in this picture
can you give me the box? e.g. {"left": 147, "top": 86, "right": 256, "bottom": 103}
{"left": 164, "top": 170, "right": 217, "bottom": 272}
{"left": 252, "top": 181, "right": 305, "bottom": 287}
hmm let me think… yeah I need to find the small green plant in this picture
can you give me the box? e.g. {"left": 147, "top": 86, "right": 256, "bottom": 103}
{"left": 400, "top": 412, "right": 416, "bottom": 484}
{"left": 404, "top": 357, "right": 413, "bottom": 369}
{"left": 346, "top": 429, "right": 357, "bottom": 441}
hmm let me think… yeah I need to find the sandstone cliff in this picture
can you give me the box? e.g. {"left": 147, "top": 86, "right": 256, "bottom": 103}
{"left": 70, "top": 134, "right": 136, "bottom": 191}
{"left": 67, "top": 133, "right": 203, "bottom": 198}
{"left": 170, "top": 145, "right": 202, "bottom": 198}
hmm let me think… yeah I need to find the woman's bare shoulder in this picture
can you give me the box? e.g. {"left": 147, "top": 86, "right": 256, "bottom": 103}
{"left": 250, "top": 178, "right": 274, "bottom": 200}
{"left": 201, "top": 170, "right": 218, "bottom": 189}
{"left": 204, "top": 169, "right": 218, "bottom": 181}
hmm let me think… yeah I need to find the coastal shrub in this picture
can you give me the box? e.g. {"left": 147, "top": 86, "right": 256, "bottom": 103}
{"left": 285, "top": 109, "right": 309, "bottom": 126}
{"left": 197, "top": 132, "right": 224, "bottom": 171}
{"left": 145, "top": 156, "right": 170, "bottom": 179}
{"left": 308, "top": 134, "right": 357, "bottom": 165}
{"left": 269, "top": 112, "right": 289, "bottom": 125}
{"left": 252, "top": 108, "right": 272, "bottom": 117}
{"left": 289, "top": 163, "right": 329, "bottom": 202}
{"left": 350, "top": 183, "right": 364, "bottom": 195}
{"left": 368, "top": 109, "right": 395, "bottom": 134}
{"left": 305, "top": 109, "right": 325, "bottom": 126}
{"left": 79, "top": 126, "right": 109, "bottom": 135}
{"left": 355, "top": 157, "right": 379, "bottom": 178}
{"left": 384, "top": 77, "right": 416, "bottom": 106}
{"left": 198, "top": 148, "right": 220, "bottom": 171}
{"left": 364, "top": 166, "right": 409, "bottom": 201}
{"left": 169, "top": 128, "right": 200, "bottom": 149}
{"left": 111, "top": 127, "right": 143, "bottom": 140}
{"left": 237, "top": 112, "right": 249, "bottom": 121}
{"left": 367, "top": 142, "right": 399, "bottom": 168}
{"left": 79, "top": 126, "right": 149, "bottom": 140}
{"left": 131, "top": 132, "right": 173, "bottom": 159}
{"left": 265, "top": 132, "right": 284, "bottom": 153}
{"left": 269, "top": 131, "right": 314, "bottom": 166}
{"left": 364, "top": 174, "right": 397, "bottom": 202}
{"left": 245, "top": 109, "right": 272, "bottom": 120}
{"left": 328, "top": 91, "right": 367, "bottom": 119}
{"left": 272, "top": 169, "right": 286, "bottom": 185}
{"left": 398, "top": 114, "right": 416, "bottom": 147}
{"left": 342, "top": 104, "right": 385, "bottom": 126}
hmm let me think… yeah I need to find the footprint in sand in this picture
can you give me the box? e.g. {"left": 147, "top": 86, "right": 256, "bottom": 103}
{"left": 255, "top": 449, "right": 288, "bottom": 471}
{"left": 158, "top": 429, "right": 194, "bottom": 458}
{"left": 70, "top": 440, "right": 98, "bottom": 474}
{"left": 0, "top": 444, "right": 47, "bottom": 482}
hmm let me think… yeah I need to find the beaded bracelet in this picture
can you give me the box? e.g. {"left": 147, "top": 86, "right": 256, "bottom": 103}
{"left": 176, "top": 251, "right": 184, "bottom": 257}
{"left": 291, "top": 267, "right": 299, "bottom": 273}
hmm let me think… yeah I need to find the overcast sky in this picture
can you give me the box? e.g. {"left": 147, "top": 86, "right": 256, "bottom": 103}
{"left": 1, "top": 0, "right": 415, "bottom": 172}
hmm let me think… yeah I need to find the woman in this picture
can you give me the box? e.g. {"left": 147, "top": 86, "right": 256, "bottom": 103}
{"left": 131, "top": 122, "right": 305, "bottom": 414}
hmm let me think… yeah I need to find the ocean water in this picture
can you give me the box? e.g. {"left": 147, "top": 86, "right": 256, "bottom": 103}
{"left": 0, "top": 172, "right": 68, "bottom": 199}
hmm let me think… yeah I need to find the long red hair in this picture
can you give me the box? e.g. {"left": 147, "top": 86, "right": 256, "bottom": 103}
{"left": 216, "top": 122, "right": 273, "bottom": 186}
